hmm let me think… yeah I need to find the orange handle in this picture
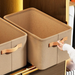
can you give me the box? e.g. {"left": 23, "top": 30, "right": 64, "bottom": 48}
{"left": 71, "top": 0, "right": 75, "bottom": 2}
{"left": 1, "top": 43, "right": 22, "bottom": 55}
{"left": 48, "top": 37, "right": 68, "bottom": 47}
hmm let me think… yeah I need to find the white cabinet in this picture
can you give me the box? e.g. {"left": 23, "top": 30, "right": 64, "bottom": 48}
{"left": 69, "top": 6, "right": 74, "bottom": 46}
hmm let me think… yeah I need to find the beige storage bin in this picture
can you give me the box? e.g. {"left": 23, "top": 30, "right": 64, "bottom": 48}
{"left": 4, "top": 8, "right": 71, "bottom": 70}
{"left": 0, "top": 18, "right": 27, "bottom": 75}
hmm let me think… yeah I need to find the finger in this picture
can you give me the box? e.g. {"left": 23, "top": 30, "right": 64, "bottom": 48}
{"left": 61, "top": 40, "right": 64, "bottom": 44}
{"left": 57, "top": 41, "right": 63, "bottom": 46}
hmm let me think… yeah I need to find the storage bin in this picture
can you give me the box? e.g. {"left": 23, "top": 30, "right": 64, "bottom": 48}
{"left": 0, "top": 18, "right": 27, "bottom": 75}
{"left": 4, "top": 8, "right": 72, "bottom": 70}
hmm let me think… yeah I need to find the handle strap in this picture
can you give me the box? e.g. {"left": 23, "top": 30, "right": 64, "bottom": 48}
{"left": 48, "top": 37, "right": 67, "bottom": 47}
{"left": 1, "top": 43, "right": 22, "bottom": 55}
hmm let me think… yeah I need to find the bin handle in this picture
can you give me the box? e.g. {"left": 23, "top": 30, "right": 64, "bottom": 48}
{"left": 48, "top": 37, "right": 67, "bottom": 47}
{"left": 1, "top": 43, "right": 22, "bottom": 55}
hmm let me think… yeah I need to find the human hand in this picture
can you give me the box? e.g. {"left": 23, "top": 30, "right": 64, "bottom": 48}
{"left": 57, "top": 40, "right": 64, "bottom": 51}
{"left": 66, "top": 58, "right": 75, "bottom": 71}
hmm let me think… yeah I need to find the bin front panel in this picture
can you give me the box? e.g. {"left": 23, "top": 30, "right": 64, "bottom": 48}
{"left": 58, "top": 30, "right": 71, "bottom": 63}
{"left": 0, "top": 41, "right": 11, "bottom": 75}
{"left": 41, "top": 35, "right": 58, "bottom": 69}
{"left": 28, "top": 34, "right": 58, "bottom": 70}
{"left": 11, "top": 36, "right": 27, "bottom": 71}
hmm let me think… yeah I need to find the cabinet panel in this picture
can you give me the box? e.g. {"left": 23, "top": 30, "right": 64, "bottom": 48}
{"left": 23, "top": 0, "right": 68, "bottom": 23}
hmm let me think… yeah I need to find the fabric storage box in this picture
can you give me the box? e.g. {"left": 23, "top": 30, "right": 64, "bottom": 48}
{"left": 0, "top": 18, "right": 27, "bottom": 75}
{"left": 4, "top": 8, "right": 72, "bottom": 70}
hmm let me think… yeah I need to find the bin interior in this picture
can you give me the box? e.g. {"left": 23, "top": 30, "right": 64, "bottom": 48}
{"left": 4, "top": 8, "right": 71, "bottom": 39}
{"left": 0, "top": 18, "right": 25, "bottom": 44}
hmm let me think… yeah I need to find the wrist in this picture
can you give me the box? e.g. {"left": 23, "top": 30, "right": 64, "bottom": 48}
{"left": 62, "top": 43, "right": 70, "bottom": 51}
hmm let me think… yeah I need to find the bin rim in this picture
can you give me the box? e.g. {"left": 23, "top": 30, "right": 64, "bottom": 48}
{"left": 0, "top": 18, "right": 27, "bottom": 45}
{"left": 4, "top": 7, "right": 72, "bottom": 41}
{"left": 2, "top": 18, "right": 72, "bottom": 41}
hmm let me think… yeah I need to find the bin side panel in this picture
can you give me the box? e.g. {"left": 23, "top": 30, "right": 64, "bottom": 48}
{"left": 0, "top": 41, "right": 11, "bottom": 75}
{"left": 28, "top": 34, "right": 58, "bottom": 70}
{"left": 58, "top": 30, "right": 71, "bottom": 63}
{"left": 11, "top": 36, "right": 27, "bottom": 71}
